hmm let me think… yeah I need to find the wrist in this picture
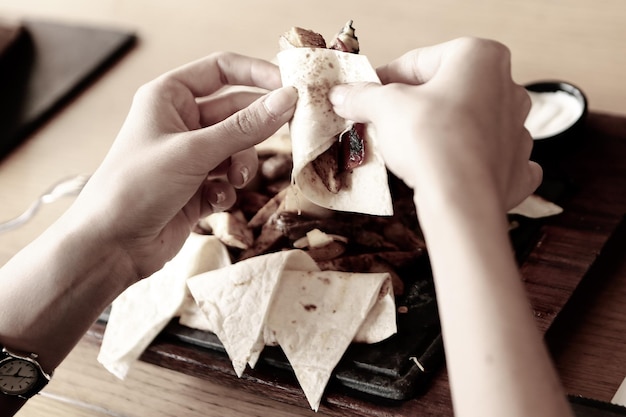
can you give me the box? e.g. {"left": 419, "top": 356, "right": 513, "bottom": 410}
{"left": 413, "top": 170, "right": 515, "bottom": 285}
{"left": 53, "top": 207, "right": 139, "bottom": 290}
{"left": 0, "top": 210, "right": 136, "bottom": 371}
{"left": 59, "top": 200, "right": 141, "bottom": 288}
{"left": 415, "top": 173, "right": 507, "bottom": 227}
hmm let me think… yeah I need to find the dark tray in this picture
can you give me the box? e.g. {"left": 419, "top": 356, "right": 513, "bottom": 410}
{"left": 570, "top": 396, "right": 626, "bottom": 417}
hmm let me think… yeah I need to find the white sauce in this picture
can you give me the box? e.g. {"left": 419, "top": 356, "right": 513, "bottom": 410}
{"left": 524, "top": 90, "right": 584, "bottom": 140}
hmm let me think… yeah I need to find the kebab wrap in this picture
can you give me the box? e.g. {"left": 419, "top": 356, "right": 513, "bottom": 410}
{"left": 277, "top": 25, "right": 393, "bottom": 216}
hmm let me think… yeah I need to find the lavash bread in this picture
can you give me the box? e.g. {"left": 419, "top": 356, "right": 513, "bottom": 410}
{"left": 277, "top": 47, "right": 393, "bottom": 216}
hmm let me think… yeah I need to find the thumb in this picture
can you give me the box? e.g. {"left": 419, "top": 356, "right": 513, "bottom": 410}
{"left": 202, "top": 86, "right": 298, "bottom": 156}
{"left": 328, "top": 82, "right": 386, "bottom": 123}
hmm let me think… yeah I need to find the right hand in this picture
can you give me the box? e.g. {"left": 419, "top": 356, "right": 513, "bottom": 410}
{"left": 329, "top": 37, "right": 542, "bottom": 212}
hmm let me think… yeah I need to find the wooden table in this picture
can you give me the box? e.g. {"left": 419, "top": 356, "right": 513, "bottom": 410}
{"left": 1, "top": 1, "right": 626, "bottom": 416}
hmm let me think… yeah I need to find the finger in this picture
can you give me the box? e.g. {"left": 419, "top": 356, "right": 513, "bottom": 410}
{"left": 376, "top": 39, "right": 462, "bottom": 85}
{"left": 516, "top": 85, "right": 532, "bottom": 124}
{"left": 205, "top": 148, "right": 258, "bottom": 188}
{"left": 208, "top": 158, "right": 232, "bottom": 178}
{"left": 528, "top": 160, "right": 543, "bottom": 191}
{"left": 519, "top": 128, "right": 535, "bottom": 161}
{"left": 377, "top": 38, "right": 509, "bottom": 87}
{"left": 329, "top": 82, "right": 397, "bottom": 123}
{"left": 202, "top": 180, "right": 238, "bottom": 213}
{"left": 505, "top": 160, "right": 544, "bottom": 210}
{"left": 165, "top": 52, "right": 282, "bottom": 98}
{"left": 431, "top": 38, "right": 513, "bottom": 93}
{"left": 226, "top": 148, "right": 258, "bottom": 188}
{"left": 195, "top": 86, "right": 298, "bottom": 158}
{"left": 198, "top": 90, "right": 265, "bottom": 126}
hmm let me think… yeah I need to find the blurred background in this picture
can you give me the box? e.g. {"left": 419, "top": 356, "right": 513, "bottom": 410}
{"left": 2, "top": 0, "right": 625, "bottom": 113}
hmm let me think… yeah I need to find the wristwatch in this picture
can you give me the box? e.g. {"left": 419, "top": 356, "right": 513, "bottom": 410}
{"left": 0, "top": 346, "right": 52, "bottom": 399}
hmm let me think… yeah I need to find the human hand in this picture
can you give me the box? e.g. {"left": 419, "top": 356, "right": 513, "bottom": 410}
{"left": 71, "top": 52, "right": 297, "bottom": 280}
{"left": 330, "top": 40, "right": 574, "bottom": 417}
{"left": 329, "top": 37, "right": 542, "bottom": 212}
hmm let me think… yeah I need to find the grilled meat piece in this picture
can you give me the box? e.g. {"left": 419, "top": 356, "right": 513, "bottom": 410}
{"left": 279, "top": 26, "right": 327, "bottom": 49}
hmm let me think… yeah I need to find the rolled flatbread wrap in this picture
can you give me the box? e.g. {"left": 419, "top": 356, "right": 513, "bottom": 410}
{"left": 277, "top": 46, "right": 393, "bottom": 216}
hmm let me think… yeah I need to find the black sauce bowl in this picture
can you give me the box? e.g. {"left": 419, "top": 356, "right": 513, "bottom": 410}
{"left": 525, "top": 81, "right": 588, "bottom": 165}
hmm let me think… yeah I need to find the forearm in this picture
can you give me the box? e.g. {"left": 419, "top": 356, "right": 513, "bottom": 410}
{"left": 416, "top": 184, "right": 573, "bottom": 417}
{"left": 0, "top": 209, "right": 134, "bottom": 373}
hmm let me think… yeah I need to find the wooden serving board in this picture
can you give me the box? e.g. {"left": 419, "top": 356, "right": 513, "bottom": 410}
{"left": 88, "top": 111, "right": 626, "bottom": 416}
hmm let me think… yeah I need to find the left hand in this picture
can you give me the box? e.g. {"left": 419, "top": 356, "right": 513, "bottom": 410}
{"left": 70, "top": 52, "right": 297, "bottom": 281}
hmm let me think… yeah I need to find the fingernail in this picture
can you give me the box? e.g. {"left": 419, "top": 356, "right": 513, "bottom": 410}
{"left": 264, "top": 86, "right": 298, "bottom": 118}
{"left": 209, "top": 190, "right": 227, "bottom": 207}
{"left": 328, "top": 85, "right": 348, "bottom": 107}
{"left": 239, "top": 165, "right": 250, "bottom": 184}
{"left": 230, "top": 163, "right": 250, "bottom": 187}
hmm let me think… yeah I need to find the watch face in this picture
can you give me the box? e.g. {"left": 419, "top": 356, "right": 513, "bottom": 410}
{"left": 0, "top": 358, "right": 39, "bottom": 395}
